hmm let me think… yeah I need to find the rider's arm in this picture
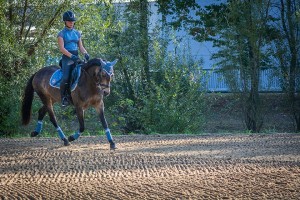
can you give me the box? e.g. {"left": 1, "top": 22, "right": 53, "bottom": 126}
{"left": 78, "top": 38, "right": 88, "bottom": 55}
{"left": 58, "top": 36, "right": 73, "bottom": 58}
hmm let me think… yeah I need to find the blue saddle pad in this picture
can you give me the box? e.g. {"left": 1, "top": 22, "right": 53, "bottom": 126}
{"left": 49, "top": 65, "right": 81, "bottom": 91}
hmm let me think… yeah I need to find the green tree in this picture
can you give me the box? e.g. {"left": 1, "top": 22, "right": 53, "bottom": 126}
{"left": 0, "top": 0, "right": 116, "bottom": 135}
{"left": 0, "top": 0, "right": 67, "bottom": 134}
{"left": 156, "top": 0, "right": 300, "bottom": 133}
{"left": 276, "top": 0, "right": 300, "bottom": 131}
{"left": 125, "top": 0, "right": 151, "bottom": 90}
{"left": 102, "top": 1, "right": 207, "bottom": 133}
{"left": 190, "top": 1, "right": 274, "bottom": 132}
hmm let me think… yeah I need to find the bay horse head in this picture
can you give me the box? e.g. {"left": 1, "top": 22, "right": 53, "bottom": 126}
{"left": 84, "top": 58, "right": 118, "bottom": 97}
{"left": 99, "top": 58, "right": 117, "bottom": 96}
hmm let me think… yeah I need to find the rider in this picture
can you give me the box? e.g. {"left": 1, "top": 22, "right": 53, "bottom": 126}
{"left": 58, "top": 10, "right": 90, "bottom": 107}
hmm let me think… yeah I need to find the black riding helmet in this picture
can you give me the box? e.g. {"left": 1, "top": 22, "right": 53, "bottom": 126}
{"left": 63, "top": 11, "right": 76, "bottom": 21}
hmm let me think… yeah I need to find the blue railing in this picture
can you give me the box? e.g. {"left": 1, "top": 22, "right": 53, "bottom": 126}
{"left": 200, "top": 68, "right": 298, "bottom": 92}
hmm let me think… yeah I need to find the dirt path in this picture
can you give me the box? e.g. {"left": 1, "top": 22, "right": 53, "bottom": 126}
{"left": 0, "top": 134, "right": 299, "bottom": 199}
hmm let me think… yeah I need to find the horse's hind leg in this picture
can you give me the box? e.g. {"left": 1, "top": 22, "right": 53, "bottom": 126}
{"left": 35, "top": 91, "right": 69, "bottom": 146}
{"left": 31, "top": 105, "right": 48, "bottom": 137}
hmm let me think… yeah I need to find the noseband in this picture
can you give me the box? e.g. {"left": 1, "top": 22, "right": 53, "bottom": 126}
{"left": 82, "top": 58, "right": 115, "bottom": 91}
{"left": 97, "top": 66, "right": 113, "bottom": 89}
{"left": 99, "top": 83, "right": 110, "bottom": 89}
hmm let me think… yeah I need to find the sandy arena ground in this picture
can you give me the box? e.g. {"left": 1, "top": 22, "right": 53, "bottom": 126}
{"left": 0, "top": 133, "right": 299, "bottom": 199}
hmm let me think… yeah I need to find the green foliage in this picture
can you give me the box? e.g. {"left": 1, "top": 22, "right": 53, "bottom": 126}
{"left": 0, "top": 0, "right": 67, "bottom": 135}
{"left": 189, "top": 1, "right": 277, "bottom": 132}
{"left": 0, "top": 5, "right": 29, "bottom": 135}
{"left": 109, "top": 62, "right": 206, "bottom": 134}
{"left": 0, "top": 77, "right": 22, "bottom": 135}
{"left": 139, "top": 64, "right": 206, "bottom": 134}
{"left": 107, "top": 22, "right": 207, "bottom": 134}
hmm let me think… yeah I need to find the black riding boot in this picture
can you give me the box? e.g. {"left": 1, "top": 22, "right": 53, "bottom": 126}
{"left": 60, "top": 83, "right": 70, "bottom": 107}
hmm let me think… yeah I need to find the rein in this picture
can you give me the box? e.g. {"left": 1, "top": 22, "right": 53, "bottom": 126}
{"left": 81, "top": 63, "right": 111, "bottom": 90}
{"left": 96, "top": 67, "right": 112, "bottom": 89}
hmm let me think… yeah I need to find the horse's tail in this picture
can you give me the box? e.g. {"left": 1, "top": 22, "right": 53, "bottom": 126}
{"left": 21, "top": 73, "right": 36, "bottom": 125}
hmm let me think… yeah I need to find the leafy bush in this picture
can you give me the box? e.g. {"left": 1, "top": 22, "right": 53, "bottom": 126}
{"left": 107, "top": 56, "right": 207, "bottom": 134}
{"left": 139, "top": 60, "right": 206, "bottom": 134}
{"left": 0, "top": 77, "right": 23, "bottom": 135}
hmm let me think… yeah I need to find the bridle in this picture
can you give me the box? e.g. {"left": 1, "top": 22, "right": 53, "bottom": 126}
{"left": 98, "top": 81, "right": 111, "bottom": 89}
{"left": 80, "top": 58, "right": 116, "bottom": 91}
{"left": 97, "top": 66, "right": 113, "bottom": 90}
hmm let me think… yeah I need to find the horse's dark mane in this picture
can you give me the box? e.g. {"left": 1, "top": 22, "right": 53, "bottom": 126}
{"left": 82, "top": 58, "right": 102, "bottom": 70}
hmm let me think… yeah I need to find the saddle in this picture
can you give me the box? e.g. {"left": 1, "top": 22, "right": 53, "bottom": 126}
{"left": 49, "top": 64, "right": 81, "bottom": 91}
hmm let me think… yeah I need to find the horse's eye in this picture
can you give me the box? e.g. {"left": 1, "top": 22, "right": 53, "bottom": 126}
{"left": 102, "top": 72, "right": 107, "bottom": 78}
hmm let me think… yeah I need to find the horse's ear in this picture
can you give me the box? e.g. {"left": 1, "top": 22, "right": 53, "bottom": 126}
{"left": 99, "top": 58, "right": 106, "bottom": 68}
{"left": 99, "top": 58, "right": 118, "bottom": 68}
{"left": 110, "top": 59, "right": 118, "bottom": 67}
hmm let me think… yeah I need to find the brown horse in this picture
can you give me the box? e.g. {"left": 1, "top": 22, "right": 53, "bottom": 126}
{"left": 21, "top": 58, "right": 117, "bottom": 149}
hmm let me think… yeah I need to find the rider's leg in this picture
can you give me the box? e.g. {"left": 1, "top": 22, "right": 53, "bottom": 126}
{"left": 60, "top": 50, "right": 78, "bottom": 107}
{"left": 60, "top": 56, "right": 73, "bottom": 107}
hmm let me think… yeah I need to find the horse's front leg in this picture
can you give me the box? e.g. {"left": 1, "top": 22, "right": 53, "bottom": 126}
{"left": 98, "top": 104, "right": 117, "bottom": 150}
{"left": 68, "top": 107, "right": 85, "bottom": 142}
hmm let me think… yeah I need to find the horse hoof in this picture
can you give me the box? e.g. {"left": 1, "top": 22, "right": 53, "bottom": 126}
{"left": 68, "top": 135, "right": 75, "bottom": 142}
{"left": 110, "top": 142, "right": 117, "bottom": 150}
{"left": 63, "top": 138, "right": 70, "bottom": 146}
{"left": 31, "top": 131, "right": 39, "bottom": 137}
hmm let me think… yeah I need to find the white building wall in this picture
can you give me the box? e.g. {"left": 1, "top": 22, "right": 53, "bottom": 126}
{"left": 150, "top": 0, "right": 223, "bottom": 69}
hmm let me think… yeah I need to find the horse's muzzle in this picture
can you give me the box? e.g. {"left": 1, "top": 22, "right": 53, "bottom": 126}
{"left": 101, "top": 88, "right": 110, "bottom": 96}
{"left": 99, "top": 83, "right": 110, "bottom": 96}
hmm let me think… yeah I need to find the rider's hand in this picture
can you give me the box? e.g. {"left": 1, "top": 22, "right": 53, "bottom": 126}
{"left": 70, "top": 54, "right": 79, "bottom": 62}
{"left": 84, "top": 53, "right": 90, "bottom": 61}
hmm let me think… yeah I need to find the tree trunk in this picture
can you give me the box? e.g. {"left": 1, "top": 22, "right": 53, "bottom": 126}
{"left": 27, "top": 4, "right": 64, "bottom": 56}
{"left": 281, "top": 0, "right": 300, "bottom": 131}
{"left": 244, "top": 41, "right": 262, "bottom": 132}
{"left": 243, "top": 3, "right": 264, "bottom": 133}
{"left": 120, "top": 57, "right": 136, "bottom": 101}
{"left": 139, "top": 0, "right": 150, "bottom": 89}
